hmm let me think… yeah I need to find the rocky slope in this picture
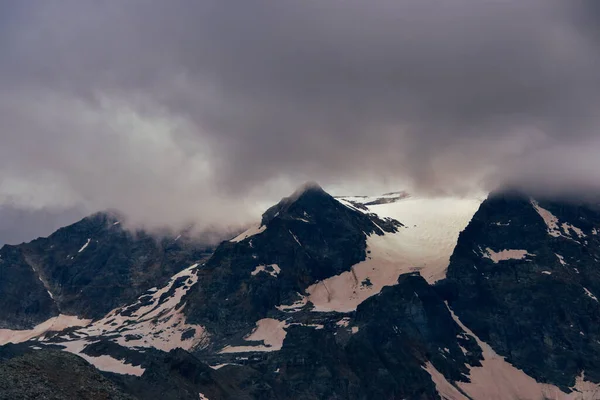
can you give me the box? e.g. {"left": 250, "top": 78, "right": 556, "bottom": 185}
{"left": 443, "top": 191, "right": 600, "bottom": 391}
{"left": 0, "top": 212, "right": 215, "bottom": 329}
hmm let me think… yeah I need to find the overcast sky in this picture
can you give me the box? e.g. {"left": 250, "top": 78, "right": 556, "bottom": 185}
{"left": 1, "top": 0, "right": 600, "bottom": 244}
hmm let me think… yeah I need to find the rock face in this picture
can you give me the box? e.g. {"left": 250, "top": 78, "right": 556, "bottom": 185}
{"left": 0, "top": 245, "right": 59, "bottom": 329}
{"left": 444, "top": 191, "right": 600, "bottom": 390}
{"left": 0, "top": 344, "right": 135, "bottom": 400}
{"left": 259, "top": 273, "right": 483, "bottom": 400}
{"left": 182, "top": 183, "right": 401, "bottom": 345}
{"left": 0, "top": 212, "right": 215, "bottom": 328}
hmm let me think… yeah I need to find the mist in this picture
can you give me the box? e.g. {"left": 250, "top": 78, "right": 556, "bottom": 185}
{"left": 1, "top": 0, "right": 600, "bottom": 242}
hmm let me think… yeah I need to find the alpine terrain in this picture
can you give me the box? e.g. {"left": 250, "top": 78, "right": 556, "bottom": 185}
{"left": 2, "top": 183, "right": 600, "bottom": 400}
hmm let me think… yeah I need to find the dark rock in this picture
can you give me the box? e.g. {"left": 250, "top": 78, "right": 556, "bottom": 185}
{"left": 444, "top": 190, "right": 600, "bottom": 390}
{"left": 0, "top": 345, "right": 135, "bottom": 400}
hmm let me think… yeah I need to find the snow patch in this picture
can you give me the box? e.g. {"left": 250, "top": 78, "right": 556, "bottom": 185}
{"left": 531, "top": 200, "right": 586, "bottom": 241}
{"left": 541, "top": 271, "right": 552, "bottom": 275}
{"left": 209, "top": 363, "right": 240, "bottom": 370}
{"left": 230, "top": 223, "right": 266, "bottom": 243}
{"left": 306, "top": 196, "right": 482, "bottom": 312}
{"left": 584, "top": 288, "right": 598, "bottom": 302}
{"left": 562, "top": 223, "right": 586, "bottom": 238}
{"left": 556, "top": 253, "right": 567, "bottom": 266}
{"left": 251, "top": 264, "right": 281, "bottom": 278}
{"left": 0, "top": 315, "right": 92, "bottom": 345}
{"left": 423, "top": 362, "right": 468, "bottom": 400}
{"left": 276, "top": 293, "right": 308, "bottom": 312}
{"left": 289, "top": 230, "right": 302, "bottom": 246}
{"left": 532, "top": 200, "right": 562, "bottom": 237}
{"left": 60, "top": 340, "right": 144, "bottom": 376}
{"left": 199, "top": 393, "right": 210, "bottom": 400}
{"left": 220, "top": 318, "right": 288, "bottom": 353}
{"left": 78, "top": 238, "right": 91, "bottom": 253}
{"left": 484, "top": 248, "right": 532, "bottom": 263}
{"left": 66, "top": 264, "right": 209, "bottom": 352}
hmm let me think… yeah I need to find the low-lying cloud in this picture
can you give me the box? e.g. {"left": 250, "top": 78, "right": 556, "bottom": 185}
{"left": 1, "top": 0, "right": 600, "bottom": 241}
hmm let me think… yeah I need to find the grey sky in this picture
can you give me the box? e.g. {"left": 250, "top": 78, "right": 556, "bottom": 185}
{"left": 1, "top": 0, "right": 600, "bottom": 242}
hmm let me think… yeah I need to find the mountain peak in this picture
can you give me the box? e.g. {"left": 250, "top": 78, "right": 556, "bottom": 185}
{"left": 261, "top": 182, "right": 330, "bottom": 226}
{"left": 289, "top": 181, "right": 325, "bottom": 200}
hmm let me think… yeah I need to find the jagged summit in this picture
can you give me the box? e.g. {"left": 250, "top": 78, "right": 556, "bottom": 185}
{"left": 261, "top": 182, "right": 332, "bottom": 226}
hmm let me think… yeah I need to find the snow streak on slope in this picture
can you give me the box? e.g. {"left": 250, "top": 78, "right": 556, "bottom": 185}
{"left": 230, "top": 223, "right": 266, "bottom": 243}
{"left": 423, "top": 362, "right": 469, "bottom": 400}
{"left": 59, "top": 340, "right": 145, "bottom": 376}
{"left": 443, "top": 303, "right": 600, "bottom": 400}
{"left": 531, "top": 200, "right": 586, "bottom": 241}
{"left": 0, "top": 315, "right": 91, "bottom": 345}
{"left": 71, "top": 263, "right": 209, "bottom": 351}
{"left": 220, "top": 318, "right": 289, "bottom": 353}
{"left": 0, "top": 264, "right": 206, "bottom": 375}
{"left": 306, "top": 196, "right": 483, "bottom": 312}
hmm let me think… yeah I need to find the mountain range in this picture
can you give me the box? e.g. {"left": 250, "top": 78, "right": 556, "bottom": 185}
{"left": 1, "top": 183, "right": 600, "bottom": 399}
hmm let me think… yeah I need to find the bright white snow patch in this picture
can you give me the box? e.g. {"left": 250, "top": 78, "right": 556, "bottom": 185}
{"left": 541, "top": 271, "right": 552, "bottom": 275}
{"left": 336, "top": 318, "right": 351, "bottom": 328}
{"left": 60, "top": 340, "right": 144, "bottom": 376}
{"left": 199, "top": 393, "right": 210, "bottom": 400}
{"left": 78, "top": 238, "right": 91, "bottom": 253}
{"left": 306, "top": 196, "right": 483, "bottom": 312}
{"left": 446, "top": 303, "right": 600, "bottom": 400}
{"left": 584, "top": 288, "right": 598, "bottom": 302}
{"left": 251, "top": 264, "right": 281, "bottom": 278}
{"left": 220, "top": 318, "right": 288, "bottom": 353}
{"left": 69, "top": 264, "right": 209, "bottom": 352}
{"left": 230, "top": 223, "right": 266, "bottom": 243}
{"left": 484, "top": 248, "right": 532, "bottom": 263}
{"left": 0, "top": 315, "right": 91, "bottom": 346}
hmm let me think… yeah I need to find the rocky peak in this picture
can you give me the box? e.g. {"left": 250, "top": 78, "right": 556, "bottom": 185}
{"left": 260, "top": 182, "right": 331, "bottom": 226}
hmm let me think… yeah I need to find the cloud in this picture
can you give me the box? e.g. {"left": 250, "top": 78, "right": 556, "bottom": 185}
{"left": 1, "top": 0, "right": 600, "bottom": 239}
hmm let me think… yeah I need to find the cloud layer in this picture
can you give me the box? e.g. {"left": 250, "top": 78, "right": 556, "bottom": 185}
{"left": 1, "top": 0, "right": 600, "bottom": 240}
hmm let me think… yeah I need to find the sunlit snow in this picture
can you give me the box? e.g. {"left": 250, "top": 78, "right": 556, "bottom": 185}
{"left": 306, "top": 196, "right": 483, "bottom": 312}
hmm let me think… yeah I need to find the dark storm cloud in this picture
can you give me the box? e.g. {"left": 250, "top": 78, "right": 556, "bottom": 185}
{"left": 1, "top": 0, "right": 600, "bottom": 237}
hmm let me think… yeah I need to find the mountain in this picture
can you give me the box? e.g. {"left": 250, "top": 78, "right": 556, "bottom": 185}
{"left": 443, "top": 191, "right": 600, "bottom": 391}
{"left": 0, "top": 211, "right": 215, "bottom": 329}
{"left": 2, "top": 184, "right": 600, "bottom": 399}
